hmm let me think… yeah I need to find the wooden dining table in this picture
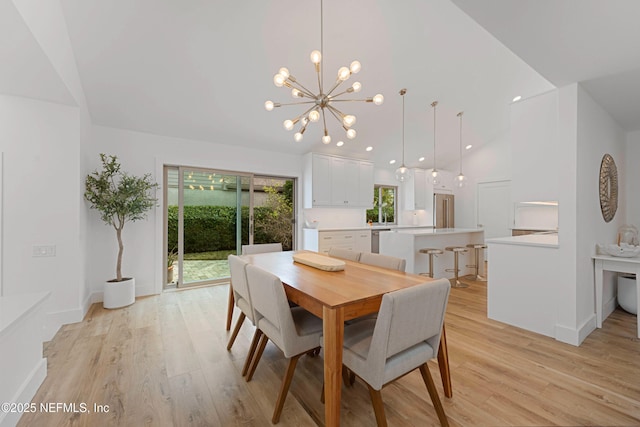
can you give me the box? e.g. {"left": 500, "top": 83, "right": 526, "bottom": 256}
{"left": 240, "top": 250, "right": 452, "bottom": 427}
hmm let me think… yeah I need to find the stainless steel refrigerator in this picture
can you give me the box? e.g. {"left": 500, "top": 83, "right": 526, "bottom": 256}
{"left": 433, "top": 193, "right": 454, "bottom": 228}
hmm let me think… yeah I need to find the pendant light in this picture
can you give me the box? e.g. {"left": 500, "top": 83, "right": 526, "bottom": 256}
{"left": 430, "top": 101, "right": 439, "bottom": 185}
{"left": 455, "top": 111, "right": 467, "bottom": 188}
{"left": 395, "top": 88, "right": 411, "bottom": 182}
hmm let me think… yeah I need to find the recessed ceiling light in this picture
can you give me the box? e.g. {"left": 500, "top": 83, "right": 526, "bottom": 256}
{"left": 418, "top": 157, "right": 425, "bottom": 162}
{"left": 366, "top": 146, "right": 373, "bottom": 152}
{"left": 389, "top": 160, "right": 396, "bottom": 165}
{"left": 465, "top": 144, "right": 472, "bottom": 150}
{"left": 336, "top": 141, "right": 344, "bottom": 147}
{"left": 512, "top": 95, "right": 522, "bottom": 102}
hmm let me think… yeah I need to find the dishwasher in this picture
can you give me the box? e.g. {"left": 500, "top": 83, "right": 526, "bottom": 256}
{"left": 371, "top": 228, "right": 391, "bottom": 253}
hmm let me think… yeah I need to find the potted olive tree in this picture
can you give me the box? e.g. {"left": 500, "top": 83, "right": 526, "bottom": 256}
{"left": 85, "top": 153, "right": 158, "bottom": 309}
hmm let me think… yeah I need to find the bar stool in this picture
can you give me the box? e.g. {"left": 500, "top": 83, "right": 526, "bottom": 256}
{"left": 466, "top": 243, "right": 488, "bottom": 281}
{"left": 445, "top": 246, "right": 469, "bottom": 288}
{"left": 418, "top": 248, "right": 444, "bottom": 278}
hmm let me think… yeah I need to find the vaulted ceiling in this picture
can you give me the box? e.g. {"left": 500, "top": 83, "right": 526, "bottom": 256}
{"left": 7, "top": 1, "right": 639, "bottom": 171}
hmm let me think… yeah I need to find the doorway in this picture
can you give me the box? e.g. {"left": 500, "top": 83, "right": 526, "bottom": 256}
{"left": 164, "top": 166, "right": 295, "bottom": 289}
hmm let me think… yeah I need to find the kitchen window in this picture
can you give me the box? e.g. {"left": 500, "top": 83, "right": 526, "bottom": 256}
{"left": 367, "top": 185, "right": 397, "bottom": 224}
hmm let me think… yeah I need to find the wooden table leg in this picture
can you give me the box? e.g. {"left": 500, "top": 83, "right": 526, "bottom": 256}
{"left": 437, "top": 323, "right": 452, "bottom": 398}
{"left": 226, "top": 284, "right": 234, "bottom": 331}
{"left": 323, "top": 306, "right": 344, "bottom": 427}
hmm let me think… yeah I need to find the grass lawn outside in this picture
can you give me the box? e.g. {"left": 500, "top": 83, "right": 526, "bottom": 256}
{"left": 183, "top": 250, "right": 235, "bottom": 261}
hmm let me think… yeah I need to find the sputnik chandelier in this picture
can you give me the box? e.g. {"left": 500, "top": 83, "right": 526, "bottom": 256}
{"left": 264, "top": 0, "right": 384, "bottom": 145}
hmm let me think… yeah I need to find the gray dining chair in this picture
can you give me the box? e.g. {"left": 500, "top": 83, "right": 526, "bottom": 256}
{"left": 241, "top": 243, "right": 283, "bottom": 255}
{"left": 359, "top": 252, "right": 406, "bottom": 272}
{"left": 328, "top": 247, "right": 361, "bottom": 262}
{"left": 226, "top": 243, "right": 284, "bottom": 331}
{"left": 226, "top": 255, "right": 262, "bottom": 377}
{"left": 337, "top": 278, "right": 451, "bottom": 427}
{"left": 244, "top": 264, "right": 323, "bottom": 424}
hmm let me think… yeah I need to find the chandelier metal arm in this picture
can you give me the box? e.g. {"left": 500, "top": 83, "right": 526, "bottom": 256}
{"left": 284, "top": 79, "right": 316, "bottom": 99}
{"left": 321, "top": 108, "right": 329, "bottom": 137}
{"left": 330, "top": 98, "right": 376, "bottom": 103}
{"left": 325, "top": 104, "right": 346, "bottom": 122}
{"left": 325, "top": 78, "right": 348, "bottom": 98}
{"left": 293, "top": 105, "right": 320, "bottom": 123}
{"left": 274, "top": 100, "right": 317, "bottom": 108}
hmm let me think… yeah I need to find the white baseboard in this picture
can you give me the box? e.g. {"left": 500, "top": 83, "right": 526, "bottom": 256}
{"left": 555, "top": 314, "right": 597, "bottom": 346}
{"left": 603, "top": 295, "right": 618, "bottom": 321}
{"left": 44, "top": 307, "right": 84, "bottom": 342}
{"left": 90, "top": 283, "right": 157, "bottom": 304}
{"left": 0, "top": 358, "right": 47, "bottom": 427}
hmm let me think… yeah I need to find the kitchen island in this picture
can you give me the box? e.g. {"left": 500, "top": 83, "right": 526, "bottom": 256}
{"left": 379, "top": 228, "right": 485, "bottom": 278}
{"left": 486, "top": 233, "right": 559, "bottom": 338}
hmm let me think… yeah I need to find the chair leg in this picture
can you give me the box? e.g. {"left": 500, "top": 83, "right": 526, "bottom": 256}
{"left": 242, "top": 329, "right": 262, "bottom": 377}
{"left": 245, "top": 333, "right": 268, "bottom": 382}
{"left": 226, "top": 312, "right": 246, "bottom": 351}
{"left": 225, "top": 285, "right": 234, "bottom": 331}
{"left": 419, "top": 363, "right": 449, "bottom": 427}
{"left": 366, "top": 384, "right": 387, "bottom": 427}
{"left": 437, "top": 324, "right": 452, "bottom": 398}
{"left": 272, "top": 353, "right": 303, "bottom": 424}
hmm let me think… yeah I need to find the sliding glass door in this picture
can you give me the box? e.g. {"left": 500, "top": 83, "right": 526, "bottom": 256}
{"left": 165, "top": 167, "right": 295, "bottom": 289}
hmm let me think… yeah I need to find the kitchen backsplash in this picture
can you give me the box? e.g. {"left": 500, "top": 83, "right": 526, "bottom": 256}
{"left": 301, "top": 208, "right": 366, "bottom": 229}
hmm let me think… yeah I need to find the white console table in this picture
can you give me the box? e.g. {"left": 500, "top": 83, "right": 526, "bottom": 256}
{"left": 593, "top": 254, "right": 640, "bottom": 338}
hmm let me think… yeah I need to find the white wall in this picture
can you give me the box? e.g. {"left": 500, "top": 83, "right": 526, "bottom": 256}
{"left": 626, "top": 130, "right": 640, "bottom": 227}
{"left": 0, "top": 95, "right": 83, "bottom": 340}
{"left": 443, "top": 130, "right": 512, "bottom": 229}
{"left": 86, "top": 125, "right": 304, "bottom": 297}
{"left": 575, "top": 84, "right": 627, "bottom": 330}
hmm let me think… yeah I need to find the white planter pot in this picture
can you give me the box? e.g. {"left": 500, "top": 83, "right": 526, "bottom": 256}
{"left": 103, "top": 277, "right": 135, "bottom": 309}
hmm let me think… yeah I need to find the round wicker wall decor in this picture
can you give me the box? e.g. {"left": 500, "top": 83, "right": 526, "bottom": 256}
{"left": 599, "top": 153, "right": 618, "bottom": 223}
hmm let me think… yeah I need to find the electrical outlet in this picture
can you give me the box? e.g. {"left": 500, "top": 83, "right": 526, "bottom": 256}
{"left": 32, "top": 245, "right": 56, "bottom": 257}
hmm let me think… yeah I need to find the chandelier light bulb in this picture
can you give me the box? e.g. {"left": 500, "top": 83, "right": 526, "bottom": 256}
{"left": 301, "top": 117, "right": 308, "bottom": 125}
{"left": 343, "top": 115, "right": 356, "bottom": 127}
{"left": 346, "top": 128, "right": 356, "bottom": 139}
{"left": 309, "top": 110, "right": 320, "bottom": 122}
{"left": 350, "top": 60, "right": 361, "bottom": 74}
{"left": 337, "top": 141, "right": 344, "bottom": 147}
{"left": 310, "top": 50, "right": 322, "bottom": 64}
{"left": 291, "top": 88, "right": 302, "bottom": 98}
{"left": 273, "top": 74, "right": 285, "bottom": 87}
{"left": 265, "top": 100, "right": 274, "bottom": 111}
{"left": 338, "top": 66, "right": 351, "bottom": 81}
{"left": 278, "top": 67, "right": 290, "bottom": 79}
{"left": 283, "top": 120, "right": 294, "bottom": 131}
{"left": 294, "top": 132, "right": 303, "bottom": 142}
{"left": 322, "top": 135, "right": 331, "bottom": 144}
{"left": 373, "top": 94, "right": 384, "bottom": 105}
{"left": 352, "top": 82, "right": 361, "bottom": 92}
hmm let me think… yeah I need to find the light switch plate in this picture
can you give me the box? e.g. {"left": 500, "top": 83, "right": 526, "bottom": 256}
{"left": 32, "top": 245, "right": 56, "bottom": 257}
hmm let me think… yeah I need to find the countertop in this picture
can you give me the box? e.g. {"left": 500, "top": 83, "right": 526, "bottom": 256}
{"left": 307, "top": 225, "right": 435, "bottom": 232}
{"left": 388, "top": 228, "right": 484, "bottom": 236}
{"left": 486, "top": 233, "right": 558, "bottom": 248}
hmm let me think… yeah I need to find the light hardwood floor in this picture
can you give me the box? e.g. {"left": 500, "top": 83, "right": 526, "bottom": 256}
{"left": 18, "top": 277, "right": 640, "bottom": 426}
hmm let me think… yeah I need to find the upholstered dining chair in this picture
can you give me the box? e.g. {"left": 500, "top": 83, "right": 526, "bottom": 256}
{"left": 336, "top": 278, "right": 451, "bottom": 427}
{"left": 244, "top": 264, "right": 323, "bottom": 424}
{"left": 328, "top": 247, "right": 362, "bottom": 262}
{"left": 241, "top": 243, "right": 283, "bottom": 255}
{"left": 226, "top": 255, "right": 262, "bottom": 377}
{"left": 226, "top": 243, "right": 284, "bottom": 331}
{"left": 359, "top": 252, "right": 406, "bottom": 272}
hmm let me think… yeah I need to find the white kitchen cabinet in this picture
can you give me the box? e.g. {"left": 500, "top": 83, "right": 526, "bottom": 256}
{"left": 402, "top": 168, "right": 427, "bottom": 210}
{"left": 311, "top": 154, "right": 332, "bottom": 206}
{"left": 303, "top": 153, "right": 374, "bottom": 208}
{"left": 303, "top": 229, "right": 372, "bottom": 254}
